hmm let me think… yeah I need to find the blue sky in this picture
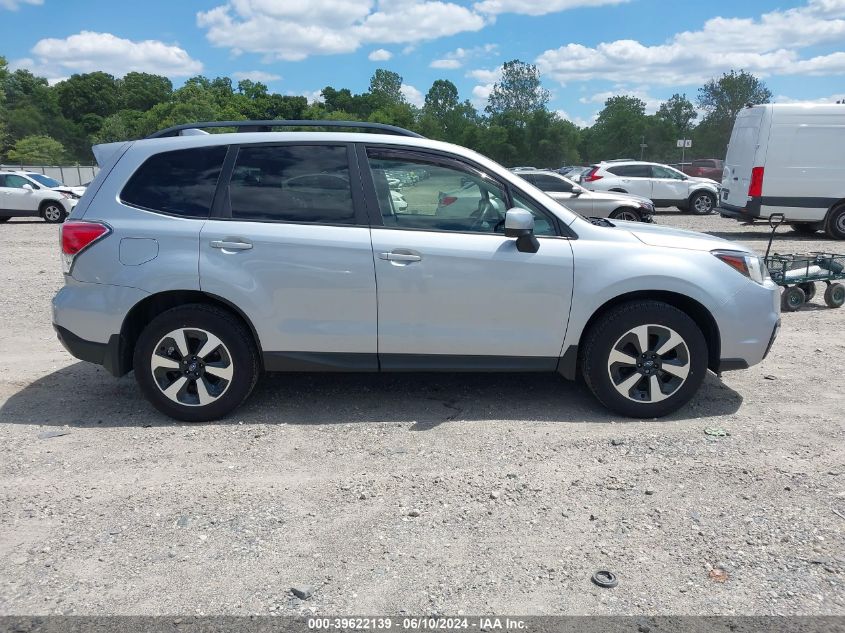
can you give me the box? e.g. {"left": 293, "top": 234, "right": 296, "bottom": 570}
{"left": 2, "top": 0, "right": 844, "bottom": 126}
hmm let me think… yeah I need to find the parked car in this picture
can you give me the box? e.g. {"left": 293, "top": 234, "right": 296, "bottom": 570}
{"left": 0, "top": 171, "right": 78, "bottom": 223}
{"left": 720, "top": 103, "right": 845, "bottom": 238}
{"left": 514, "top": 169, "right": 654, "bottom": 222}
{"left": 583, "top": 161, "right": 720, "bottom": 213}
{"left": 53, "top": 120, "right": 780, "bottom": 422}
{"left": 681, "top": 159, "right": 724, "bottom": 181}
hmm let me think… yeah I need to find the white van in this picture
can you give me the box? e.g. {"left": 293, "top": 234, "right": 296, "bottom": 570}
{"left": 719, "top": 103, "right": 845, "bottom": 239}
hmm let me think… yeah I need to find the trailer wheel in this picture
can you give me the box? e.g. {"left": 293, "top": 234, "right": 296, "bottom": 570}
{"left": 824, "top": 283, "right": 845, "bottom": 308}
{"left": 797, "top": 282, "right": 816, "bottom": 302}
{"left": 781, "top": 286, "right": 806, "bottom": 312}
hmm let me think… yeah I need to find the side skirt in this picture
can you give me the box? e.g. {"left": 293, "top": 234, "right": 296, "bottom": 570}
{"left": 262, "top": 352, "right": 561, "bottom": 373}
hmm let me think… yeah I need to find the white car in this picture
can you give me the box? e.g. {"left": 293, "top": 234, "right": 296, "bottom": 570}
{"left": 0, "top": 171, "right": 78, "bottom": 223}
{"left": 390, "top": 189, "right": 408, "bottom": 211}
{"left": 583, "top": 161, "right": 720, "bottom": 214}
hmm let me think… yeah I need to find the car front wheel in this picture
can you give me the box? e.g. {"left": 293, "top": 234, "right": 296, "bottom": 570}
{"left": 134, "top": 304, "right": 260, "bottom": 422}
{"left": 689, "top": 191, "right": 716, "bottom": 214}
{"left": 581, "top": 301, "right": 708, "bottom": 418}
{"left": 609, "top": 208, "right": 642, "bottom": 222}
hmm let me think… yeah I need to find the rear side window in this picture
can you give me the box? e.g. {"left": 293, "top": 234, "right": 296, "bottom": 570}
{"left": 228, "top": 145, "right": 354, "bottom": 224}
{"left": 121, "top": 146, "right": 226, "bottom": 217}
{"left": 532, "top": 174, "right": 573, "bottom": 192}
{"left": 608, "top": 165, "right": 651, "bottom": 177}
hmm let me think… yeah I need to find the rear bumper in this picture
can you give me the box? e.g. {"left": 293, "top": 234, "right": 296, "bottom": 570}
{"left": 719, "top": 198, "right": 762, "bottom": 220}
{"left": 54, "top": 325, "right": 126, "bottom": 377}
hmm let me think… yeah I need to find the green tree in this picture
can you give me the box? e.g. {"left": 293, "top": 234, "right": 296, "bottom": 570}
{"left": 368, "top": 69, "right": 405, "bottom": 109}
{"left": 587, "top": 96, "right": 647, "bottom": 162}
{"left": 698, "top": 70, "right": 772, "bottom": 122}
{"left": 7, "top": 135, "right": 66, "bottom": 163}
{"left": 657, "top": 94, "right": 697, "bottom": 137}
{"left": 119, "top": 72, "right": 172, "bottom": 111}
{"left": 55, "top": 72, "right": 120, "bottom": 121}
{"left": 485, "top": 60, "right": 550, "bottom": 122}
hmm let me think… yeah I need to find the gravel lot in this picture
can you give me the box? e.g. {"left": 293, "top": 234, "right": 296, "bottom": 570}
{"left": 0, "top": 212, "right": 843, "bottom": 616}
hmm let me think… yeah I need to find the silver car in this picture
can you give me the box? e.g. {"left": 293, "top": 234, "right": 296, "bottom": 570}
{"left": 52, "top": 120, "right": 780, "bottom": 422}
{"left": 514, "top": 169, "right": 655, "bottom": 222}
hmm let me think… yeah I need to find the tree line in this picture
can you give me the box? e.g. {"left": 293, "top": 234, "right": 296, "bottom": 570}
{"left": 0, "top": 55, "right": 773, "bottom": 169}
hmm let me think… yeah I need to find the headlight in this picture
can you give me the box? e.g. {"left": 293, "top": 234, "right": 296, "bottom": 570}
{"left": 640, "top": 201, "right": 655, "bottom": 212}
{"left": 712, "top": 250, "right": 770, "bottom": 285}
{"left": 59, "top": 192, "right": 71, "bottom": 199}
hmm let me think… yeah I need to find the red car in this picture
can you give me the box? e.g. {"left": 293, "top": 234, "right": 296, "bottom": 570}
{"left": 681, "top": 159, "right": 724, "bottom": 181}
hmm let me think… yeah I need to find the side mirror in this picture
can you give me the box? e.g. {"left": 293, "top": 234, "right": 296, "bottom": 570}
{"left": 504, "top": 208, "right": 540, "bottom": 253}
{"left": 571, "top": 185, "right": 585, "bottom": 196}
{"left": 22, "top": 183, "right": 34, "bottom": 192}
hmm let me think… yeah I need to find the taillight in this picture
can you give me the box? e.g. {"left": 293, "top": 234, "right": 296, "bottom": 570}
{"left": 748, "top": 167, "right": 764, "bottom": 197}
{"left": 439, "top": 196, "right": 457, "bottom": 206}
{"left": 60, "top": 221, "right": 110, "bottom": 273}
{"left": 712, "top": 250, "right": 768, "bottom": 285}
{"left": 583, "top": 168, "right": 602, "bottom": 182}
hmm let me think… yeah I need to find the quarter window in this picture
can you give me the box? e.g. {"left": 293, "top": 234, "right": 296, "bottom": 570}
{"left": 121, "top": 146, "right": 226, "bottom": 217}
{"left": 228, "top": 145, "right": 355, "bottom": 224}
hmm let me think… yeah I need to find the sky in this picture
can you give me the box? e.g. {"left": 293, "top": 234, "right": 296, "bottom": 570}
{"left": 2, "top": 0, "right": 845, "bottom": 126}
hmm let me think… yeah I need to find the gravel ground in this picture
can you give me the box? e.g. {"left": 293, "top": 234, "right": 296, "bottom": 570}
{"left": 0, "top": 212, "right": 843, "bottom": 616}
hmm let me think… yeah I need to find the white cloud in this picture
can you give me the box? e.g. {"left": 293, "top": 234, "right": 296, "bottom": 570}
{"left": 233, "top": 70, "right": 282, "bottom": 82}
{"left": 430, "top": 59, "right": 462, "bottom": 69}
{"left": 774, "top": 92, "right": 845, "bottom": 104}
{"left": 18, "top": 31, "right": 203, "bottom": 79}
{"left": 401, "top": 83, "right": 425, "bottom": 107}
{"left": 430, "top": 43, "right": 497, "bottom": 69}
{"left": 471, "top": 83, "right": 494, "bottom": 108}
{"left": 536, "top": 0, "right": 845, "bottom": 86}
{"left": 0, "top": 0, "right": 41, "bottom": 10}
{"left": 368, "top": 48, "right": 393, "bottom": 61}
{"left": 198, "top": 0, "right": 486, "bottom": 61}
{"left": 474, "top": 0, "right": 628, "bottom": 17}
{"left": 555, "top": 109, "right": 595, "bottom": 128}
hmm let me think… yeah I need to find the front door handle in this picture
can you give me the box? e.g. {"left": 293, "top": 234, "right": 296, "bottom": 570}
{"left": 210, "top": 240, "right": 253, "bottom": 251}
{"left": 379, "top": 251, "right": 422, "bottom": 262}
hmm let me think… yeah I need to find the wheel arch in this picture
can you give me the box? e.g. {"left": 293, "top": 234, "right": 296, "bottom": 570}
{"left": 608, "top": 188, "right": 628, "bottom": 193}
{"left": 563, "top": 290, "right": 721, "bottom": 379}
{"left": 114, "top": 290, "right": 263, "bottom": 376}
{"left": 38, "top": 199, "right": 66, "bottom": 214}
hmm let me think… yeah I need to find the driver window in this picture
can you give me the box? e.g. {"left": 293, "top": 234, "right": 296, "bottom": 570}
{"left": 652, "top": 165, "right": 684, "bottom": 180}
{"left": 367, "top": 149, "right": 508, "bottom": 234}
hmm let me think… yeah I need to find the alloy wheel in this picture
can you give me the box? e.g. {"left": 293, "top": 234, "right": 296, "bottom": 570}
{"left": 44, "top": 205, "right": 63, "bottom": 222}
{"left": 693, "top": 194, "right": 713, "bottom": 213}
{"left": 150, "top": 328, "right": 234, "bottom": 407}
{"left": 607, "top": 324, "right": 691, "bottom": 403}
{"left": 613, "top": 209, "right": 640, "bottom": 222}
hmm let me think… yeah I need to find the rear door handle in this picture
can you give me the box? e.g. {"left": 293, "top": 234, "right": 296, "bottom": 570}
{"left": 210, "top": 240, "right": 253, "bottom": 251}
{"left": 379, "top": 251, "right": 422, "bottom": 262}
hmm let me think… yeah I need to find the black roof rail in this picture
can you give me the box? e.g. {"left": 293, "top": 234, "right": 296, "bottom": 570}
{"left": 146, "top": 120, "right": 424, "bottom": 139}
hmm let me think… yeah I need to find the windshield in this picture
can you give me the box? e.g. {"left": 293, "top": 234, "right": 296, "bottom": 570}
{"left": 26, "top": 174, "right": 63, "bottom": 188}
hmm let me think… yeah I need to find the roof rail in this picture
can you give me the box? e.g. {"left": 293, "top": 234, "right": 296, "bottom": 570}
{"left": 146, "top": 120, "right": 424, "bottom": 139}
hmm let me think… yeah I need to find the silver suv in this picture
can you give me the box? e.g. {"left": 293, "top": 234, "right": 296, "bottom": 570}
{"left": 52, "top": 120, "right": 780, "bottom": 422}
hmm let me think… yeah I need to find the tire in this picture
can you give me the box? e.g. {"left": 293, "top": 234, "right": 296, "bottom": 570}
{"left": 133, "top": 304, "right": 260, "bottom": 422}
{"left": 0, "top": 217, "right": 10, "bottom": 223}
{"left": 781, "top": 286, "right": 806, "bottom": 312}
{"left": 608, "top": 207, "right": 642, "bottom": 222}
{"left": 790, "top": 223, "right": 818, "bottom": 235}
{"left": 824, "top": 283, "right": 845, "bottom": 308}
{"left": 40, "top": 201, "right": 66, "bottom": 224}
{"left": 581, "top": 300, "right": 708, "bottom": 418}
{"left": 689, "top": 191, "right": 716, "bottom": 215}
{"left": 797, "top": 282, "right": 816, "bottom": 302}
{"left": 826, "top": 205, "right": 845, "bottom": 240}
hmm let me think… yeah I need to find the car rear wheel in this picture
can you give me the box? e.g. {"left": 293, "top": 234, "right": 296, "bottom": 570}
{"left": 826, "top": 205, "right": 845, "bottom": 240}
{"left": 609, "top": 208, "right": 642, "bottom": 222}
{"left": 790, "top": 223, "right": 818, "bottom": 235}
{"left": 581, "top": 301, "right": 708, "bottom": 418}
{"left": 134, "top": 304, "right": 260, "bottom": 422}
{"left": 690, "top": 191, "right": 716, "bottom": 214}
{"left": 41, "top": 202, "right": 66, "bottom": 224}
